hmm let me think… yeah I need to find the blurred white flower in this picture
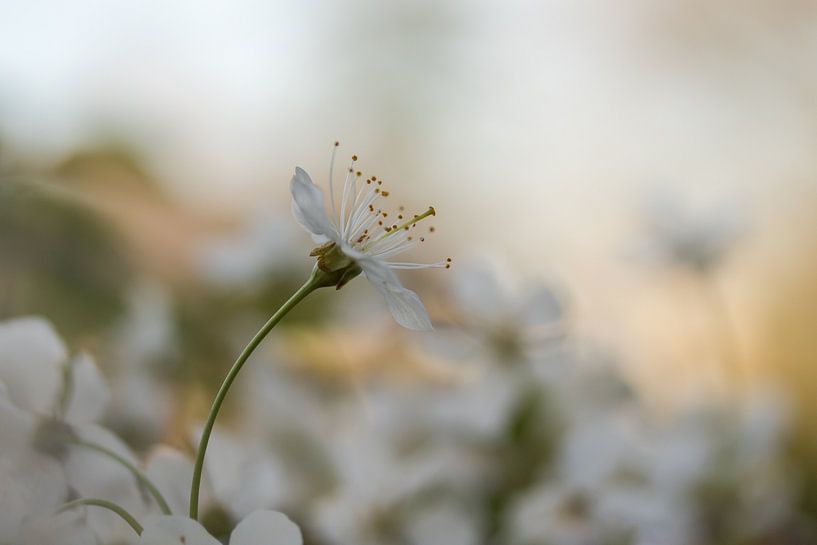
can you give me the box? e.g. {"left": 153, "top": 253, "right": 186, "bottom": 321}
{"left": 138, "top": 509, "right": 302, "bottom": 545}
{"left": 0, "top": 317, "right": 145, "bottom": 544}
{"left": 637, "top": 194, "right": 746, "bottom": 273}
{"left": 108, "top": 281, "right": 176, "bottom": 447}
{"left": 404, "top": 499, "right": 479, "bottom": 545}
{"left": 438, "top": 260, "right": 564, "bottom": 366}
{"left": 191, "top": 427, "right": 291, "bottom": 522}
{"left": 197, "top": 212, "right": 301, "bottom": 288}
{"left": 313, "top": 417, "right": 462, "bottom": 545}
{"left": 290, "top": 146, "right": 450, "bottom": 330}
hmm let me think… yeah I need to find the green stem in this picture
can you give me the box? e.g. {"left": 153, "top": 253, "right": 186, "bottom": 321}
{"left": 58, "top": 498, "right": 144, "bottom": 535}
{"left": 74, "top": 440, "right": 172, "bottom": 515}
{"left": 189, "top": 267, "right": 324, "bottom": 519}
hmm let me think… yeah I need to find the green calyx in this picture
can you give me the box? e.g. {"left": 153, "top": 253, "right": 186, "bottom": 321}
{"left": 309, "top": 242, "right": 362, "bottom": 290}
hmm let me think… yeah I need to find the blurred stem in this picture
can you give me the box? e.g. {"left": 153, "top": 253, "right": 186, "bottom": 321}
{"left": 189, "top": 266, "right": 324, "bottom": 520}
{"left": 701, "top": 274, "right": 746, "bottom": 397}
{"left": 74, "top": 439, "right": 172, "bottom": 515}
{"left": 58, "top": 498, "right": 143, "bottom": 535}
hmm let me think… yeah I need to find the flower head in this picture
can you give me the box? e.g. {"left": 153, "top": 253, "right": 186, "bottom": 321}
{"left": 290, "top": 143, "right": 450, "bottom": 330}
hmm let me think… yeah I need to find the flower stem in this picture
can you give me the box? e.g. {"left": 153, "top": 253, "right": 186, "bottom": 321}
{"left": 701, "top": 274, "right": 745, "bottom": 397}
{"left": 188, "top": 267, "right": 324, "bottom": 520}
{"left": 74, "top": 439, "right": 172, "bottom": 515}
{"left": 58, "top": 498, "right": 144, "bottom": 535}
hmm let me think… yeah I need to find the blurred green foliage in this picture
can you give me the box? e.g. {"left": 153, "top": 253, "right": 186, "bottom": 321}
{"left": 0, "top": 179, "right": 132, "bottom": 341}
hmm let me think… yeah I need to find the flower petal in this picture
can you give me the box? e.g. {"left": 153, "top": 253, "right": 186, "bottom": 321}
{"left": 21, "top": 510, "right": 96, "bottom": 545}
{"left": 289, "top": 167, "right": 338, "bottom": 243}
{"left": 138, "top": 515, "right": 220, "bottom": 545}
{"left": 230, "top": 510, "right": 303, "bottom": 545}
{"left": 63, "top": 353, "right": 110, "bottom": 425}
{"left": 0, "top": 317, "right": 67, "bottom": 414}
{"left": 146, "top": 446, "right": 197, "bottom": 517}
{"left": 356, "top": 255, "right": 433, "bottom": 331}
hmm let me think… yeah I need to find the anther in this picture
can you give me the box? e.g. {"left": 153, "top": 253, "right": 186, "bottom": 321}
{"left": 352, "top": 155, "right": 358, "bottom": 161}
{"left": 334, "top": 141, "right": 340, "bottom": 147}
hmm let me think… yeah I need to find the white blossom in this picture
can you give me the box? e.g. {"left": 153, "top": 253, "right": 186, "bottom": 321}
{"left": 290, "top": 145, "right": 450, "bottom": 330}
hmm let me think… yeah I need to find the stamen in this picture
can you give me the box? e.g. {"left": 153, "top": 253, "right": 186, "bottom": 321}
{"left": 386, "top": 260, "right": 449, "bottom": 270}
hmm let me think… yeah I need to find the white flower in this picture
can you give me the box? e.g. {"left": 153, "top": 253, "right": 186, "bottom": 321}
{"left": 138, "top": 510, "right": 302, "bottom": 545}
{"left": 196, "top": 211, "right": 302, "bottom": 288}
{"left": 290, "top": 144, "right": 450, "bottom": 330}
{"left": 147, "top": 438, "right": 290, "bottom": 532}
{"left": 637, "top": 194, "right": 745, "bottom": 273}
{"left": 431, "top": 260, "right": 565, "bottom": 370}
{"left": 0, "top": 317, "right": 145, "bottom": 544}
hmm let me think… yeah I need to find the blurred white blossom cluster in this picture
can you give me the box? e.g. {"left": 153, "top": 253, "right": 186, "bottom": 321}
{"left": 0, "top": 254, "right": 807, "bottom": 545}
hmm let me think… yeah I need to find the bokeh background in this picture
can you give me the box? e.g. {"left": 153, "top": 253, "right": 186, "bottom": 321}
{"left": 3, "top": 1, "right": 817, "bottom": 543}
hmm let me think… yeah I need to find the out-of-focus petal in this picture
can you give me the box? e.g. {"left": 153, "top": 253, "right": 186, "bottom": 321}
{"left": 0, "top": 317, "right": 67, "bottom": 414}
{"left": 451, "top": 261, "right": 509, "bottom": 321}
{"left": 138, "top": 515, "right": 220, "bottom": 545}
{"left": 230, "top": 510, "right": 303, "bottom": 545}
{"left": 521, "top": 285, "right": 564, "bottom": 326}
{"left": 146, "top": 446, "right": 197, "bottom": 517}
{"left": 63, "top": 353, "right": 110, "bottom": 425}
{"left": 21, "top": 510, "right": 96, "bottom": 545}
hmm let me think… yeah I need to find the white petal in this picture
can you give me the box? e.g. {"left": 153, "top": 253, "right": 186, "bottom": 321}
{"left": 289, "top": 167, "right": 338, "bottom": 243}
{"left": 65, "top": 425, "right": 145, "bottom": 518}
{"left": 406, "top": 502, "right": 479, "bottom": 545}
{"left": 357, "top": 255, "right": 432, "bottom": 331}
{"left": 146, "top": 446, "right": 197, "bottom": 517}
{"left": 230, "top": 510, "right": 303, "bottom": 545}
{"left": 21, "top": 510, "right": 96, "bottom": 545}
{"left": 139, "top": 515, "right": 220, "bottom": 545}
{"left": 0, "top": 446, "right": 67, "bottom": 544}
{"left": 0, "top": 317, "right": 67, "bottom": 414}
{"left": 63, "top": 353, "right": 110, "bottom": 425}
{"left": 452, "top": 262, "right": 509, "bottom": 321}
{"left": 521, "top": 285, "right": 563, "bottom": 326}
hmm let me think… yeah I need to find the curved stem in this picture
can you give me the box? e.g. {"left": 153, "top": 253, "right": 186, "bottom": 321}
{"left": 189, "top": 268, "right": 323, "bottom": 519}
{"left": 58, "top": 498, "right": 143, "bottom": 535}
{"left": 74, "top": 440, "right": 172, "bottom": 515}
